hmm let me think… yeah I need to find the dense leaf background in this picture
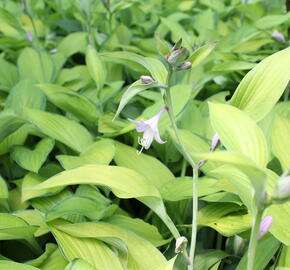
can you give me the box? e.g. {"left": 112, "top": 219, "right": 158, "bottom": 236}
{"left": 0, "top": 0, "right": 289, "bottom": 269}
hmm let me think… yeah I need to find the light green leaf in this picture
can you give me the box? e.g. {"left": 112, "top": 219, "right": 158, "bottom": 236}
{"left": 0, "top": 113, "right": 26, "bottom": 143}
{"left": 201, "top": 192, "right": 243, "bottom": 205}
{"left": 22, "top": 172, "right": 64, "bottom": 203}
{"left": 207, "top": 214, "right": 252, "bottom": 236}
{"left": 64, "top": 259, "right": 96, "bottom": 270}
{"left": 114, "top": 142, "right": 174, "bottom": 189}
{"left": 212, "top": 61, "right": 256, "bottom": 71}
{"left": 0, "top": 213, "right": 41, "bottom": 253}
{"left": 0, "top": 7, "right": 23, "bottom": 31}
{"left": 277, "top": 245, "right": 290, "bottom": 267}
{"left": 192, "top": 151, "right": 267, "bottom": 208}
{"left": 155, "top": 35, "right": 171, "bottom": 56}
{"left": 86, "top": 45, "right": 106, "bottom": 90}
{"left": 168, "top": 128, "right": 219, "bottom": 173}
{"left": 266, "top": 202, "right": 290, "bottom": 245}
{"left": 57, "top": 139, "right": 115, "bottom": 170}
{"left": 57, "top": 32, "right": 88, "bottom": 57}
{"left": 0, "top": 175, "right": 8, "bottom": 199}
{"left": 209, "top": 102, "right": 269, "bottom": 167}
{"left": 11, "top": 138, "right": 55, "bottom": 173}
{"left": 45, "top": 196, "right": 109, "bottom": 222}
{"left": 271, "top": 116, "right": 290, "bottom": 171}
{"left": 0, "top": 57, "right": 19, "bottom": 91}
{"left": 113, "top": 80, "right": 159, "bottom": 120}
{"left": 209, "top": 165, "right": 253, "bottom": 212}
{"left": 160, "top": 17, "right": 192, "bottom": 49}
{"left": 254, "top": 14, "right": 290, "bottom": 29}
{"left": 38, "top": 83, "right": 100, "bottom": 124}
{"left": 230, "top": 47, "right": 290, "bottom": 121}
{"left": 159, "top": 177, "right": 221, "bottom": 201}
{"left": 5, "top": 79, "right": 46, "bottom": 115}
{"left": 106, "top": 215, "right": 167, "bottom": 247}
{"left": 0, "top": 124, "right": 29, "bottom": 155}
{"left": 13, "top": 209, "right": 49, "bottom": 237}
{"left": 18, "top": 48, "right": 55, "bottom": 83}
{"left": 26, "top": 243, "right": 58, "bottom": 267}
{"left": 25, "top": 165, "right": 179, "bottom": 238}
{"left": 198, "top": 203, "right": 243, "bottom": 227}
{"left": 40, "top": 246, "right": 68, "bottom": 270}
{"left": 237, "top": 235, "right": 280, "bottom": 270}
{"left": 50, "top": 223, "right": 123, "bottom": 270}
{"left": 153, "top": 257, "right": 176, "bottom": 270}
{"left": 101, "top": 51, "right": 168, "bottom": 84}
{"left": 188, "top": 42, "right": 217, "bottom": 68}
{"left": 194, "top": 250, "right": 229, "bottom": 270}
{"left": 55, "top": 221, "right": 168, "bottom": 270}
{"left": 24, "top": 108, "right": 93, "bottom": 153}
{"left": 0, "top": 261, "right": 39, "bottom": 270}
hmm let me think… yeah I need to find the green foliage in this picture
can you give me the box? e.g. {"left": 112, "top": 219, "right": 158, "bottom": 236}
{"left": 0, "top": 0, "right": 289, "bottom": 269}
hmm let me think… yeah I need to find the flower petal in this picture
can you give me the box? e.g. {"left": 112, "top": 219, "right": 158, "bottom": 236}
{"left": 153, "top": 129, "right": 166, "bottom": 144}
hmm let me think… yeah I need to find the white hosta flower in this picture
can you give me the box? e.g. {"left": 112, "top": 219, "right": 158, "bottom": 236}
{"left": 129, "top": 107, "right": 167, "bottom": 154}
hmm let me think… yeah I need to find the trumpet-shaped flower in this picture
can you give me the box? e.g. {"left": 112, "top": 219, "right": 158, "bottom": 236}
{"left": 129, "top": 107, "right": 167, "bottom": 154}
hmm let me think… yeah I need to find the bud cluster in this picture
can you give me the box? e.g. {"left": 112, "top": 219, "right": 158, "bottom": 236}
{"left": 164, "top": 39, "right": 192, "bottom": 71}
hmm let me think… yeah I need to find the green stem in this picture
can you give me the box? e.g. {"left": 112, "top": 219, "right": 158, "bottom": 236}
{"left": 180, "top": 159, "right": 187, "bottom": 177}
{"left": 247, "top": 210, "right": 263, "bottom": 270}
{"left": 162, "top": 70, "right": 199, "bottom": 268}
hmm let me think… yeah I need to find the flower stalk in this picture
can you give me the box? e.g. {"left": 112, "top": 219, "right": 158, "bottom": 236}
{"left": 247, "top": 210, "right": 263, "bottom": 270}
{"left": 162, "top": 68, "right": 199, "bottom": 268}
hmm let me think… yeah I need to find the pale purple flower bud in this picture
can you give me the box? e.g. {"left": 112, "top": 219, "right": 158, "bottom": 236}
{"left": 176, "top": 61, "right": 192, "bottom": 71}
{"left": 175, "top": 236, "right": 188, "bottom": 253}
{"left": 49, "top": 48, "right": 58, "bottom": 54}
{"left": 167, "top": 48, "right": 188, "bottom": 65}
{"left": 272, "top": 31, "right": 285, "bottom": 42}
{"left": 26, "top": 31, "right": 33, "bottom": 42}
{"left": 197, "top": 159, "right": 206, "bottom": 169}
{"left": 140, "top": 75, "right": 154, "bottom": 84}
{"left": 258, "top": 216, "right": 273, "bottom": 240}
{"left": 210, "top": 133, "right": 220, "bottom": 152}
{"left": 129, "top": 107, "right": 168, "bottom": 154}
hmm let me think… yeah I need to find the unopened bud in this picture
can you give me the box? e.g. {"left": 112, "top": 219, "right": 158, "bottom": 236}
{"left": 258, "top": 216, "right": 273, "bottom": 240}
{"left": 140, "top": 75, "right": 154, "bottom": 84}
{"left": 167, "top": 48, "right": 188, "bottom": 66}
{"left": 175, "top": 236, "right": 188, "bottom": 253}
{"left": 197, "top": 159, "right": 206, "bottom": 169}
{"left": 210, "top": 133, "right": 220, "bottom": 152}
{"left": 176, "top": 61, "right": 192, "bottom": 71}
{"left": 272, "top": 31, "right": 285, "bottom": 42}
{"left": 49, "top": 48, "right": 58, "bottom": 54}
{"left": 26, "top": 31, "right": 33, "bottom": 42}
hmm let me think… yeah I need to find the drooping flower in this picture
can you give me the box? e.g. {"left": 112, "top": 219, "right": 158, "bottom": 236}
{"left": 272, "top": 31, "right": 285, "bottom": 42}
{"left": 129, "top": 107, "right": 167, "bottom": 154}
{"left": 258, "top": 216, "right": 273, "bottom": 240}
